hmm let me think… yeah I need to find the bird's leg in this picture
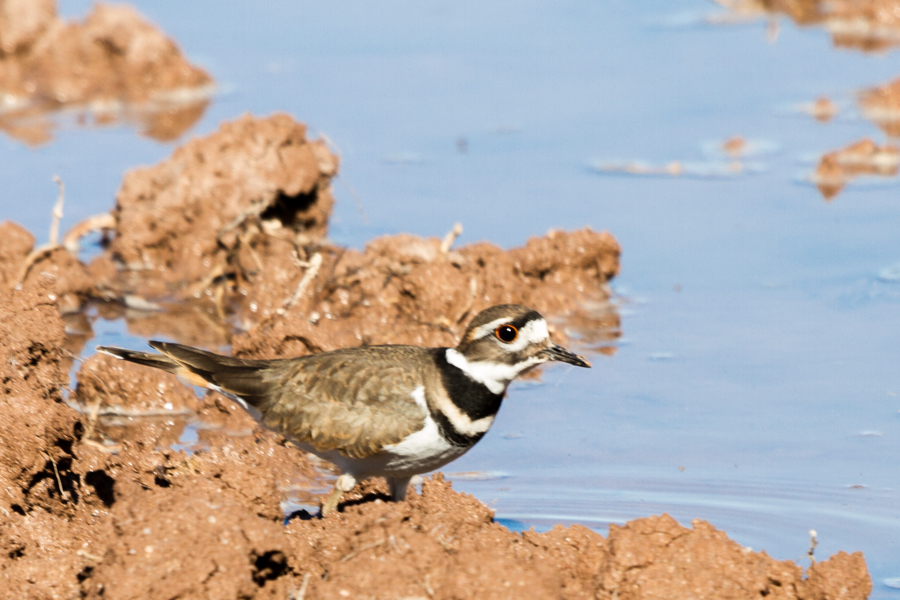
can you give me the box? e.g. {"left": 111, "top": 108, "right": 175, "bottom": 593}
{"left": 387, "top": 476, "right": 412, "bottom": 502}
{"left": 321, "top": 473, "right": 356, "bottom": 517}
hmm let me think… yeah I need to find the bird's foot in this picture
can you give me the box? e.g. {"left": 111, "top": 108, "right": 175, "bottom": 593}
{"left": 320, "top": 473, "right": 357, "bottom": 517}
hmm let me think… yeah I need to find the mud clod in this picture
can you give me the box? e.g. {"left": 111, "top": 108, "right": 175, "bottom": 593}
{"left": 719, "top": 0, "right": 900, "bottom": 52}
{"left": 232, "top": 226, "right": 621, "bottom": 359}
{"left": 103, "top": 113, "right": 337, "bottom": 304}
{"left": 0, "top": 0, "right": 213, "bottom": 145}
{"left": 859, "top": 76, "right": 900, "bottom": 138}
{"left": 812, "top": 138, "right": 900, "bottom": 200}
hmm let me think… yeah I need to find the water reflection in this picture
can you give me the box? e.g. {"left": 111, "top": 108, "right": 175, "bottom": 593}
{"left": 0, "top": 92, "right": 212, "bottom": 146}
{"left": 709, "top": 0, "right": 900, "bottom": 52}
{"left": 809, "top": 138, "right": 900, "bottom": 200}
{"left": 859, "top": 76, "right": 900, "bottom": 139}
{"left": 0, "top": 2, "right": 213, "bottom": 146}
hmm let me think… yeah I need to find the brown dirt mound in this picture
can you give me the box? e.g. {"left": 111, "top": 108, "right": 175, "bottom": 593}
{"left": 811, "top": 137, "right": 900, "bottom": 200}
{"left": 102, "top": 112, "right": 338, "bottom": 304}
{"left": 0, "top": 233, "right": 872, "bottom": 600}
{"left": 279, "top": 475, "right": 871, "bottom": 600}
{"left": 0, "top": 274, "right": 88, "bottom": 598}
{"left": 0, "top": 0, "right": 213, "bottom": 145}
{"left": 719, "top": 0, "right": 900, "bottom": 52}
{"left": 859, "top": 76, "right": 900, "bottom": 138}
{"left": 232, "top": 227, "right": 621, "bottom": 359}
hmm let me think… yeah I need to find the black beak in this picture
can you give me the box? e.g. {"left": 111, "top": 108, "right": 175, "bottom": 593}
{"left": 541, "top": 343, "right": 591, "bottom": 368}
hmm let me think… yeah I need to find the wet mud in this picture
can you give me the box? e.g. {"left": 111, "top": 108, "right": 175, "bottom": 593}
{"left": 859, "top": 76, "right": 900, "bottom": 138}
{"left": 811, "top": 138, "right": 900, "bottom": 200}
{"left": 715, "top": 0, "right": 900, "bottom": 52}
{"left": 0, "top": 0, "right": 212, "bottom": 145}
{"left": 0, "top": 110, "right": 874, "bottom": 597}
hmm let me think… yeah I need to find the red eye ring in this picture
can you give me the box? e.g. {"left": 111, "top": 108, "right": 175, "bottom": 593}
{"left": 495, "top": 324, "right": 518, "bottom": 343}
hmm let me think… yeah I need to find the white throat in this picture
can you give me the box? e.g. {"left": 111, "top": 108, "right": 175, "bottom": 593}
{"left": 445, "top": 348, "right": 543, "bottom": 395}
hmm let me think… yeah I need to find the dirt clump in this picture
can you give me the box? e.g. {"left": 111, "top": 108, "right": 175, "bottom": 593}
{"left": 232, "top": 227, "right": 621, "bottom": 359}
{"left": 0, "top": 222, "right": 873, "bottom": 600}
{"left": 100, "top": 112, "right": 337, "bottom": 306}
{"left": 718, "top": 0, "right": 900, "bottom": 52}
{"left": 87, "top": 112, "right": 618, "bottom": 355}
{"left": 806, "top": 96, "right": 839, "bottom": 122}
{"left": 859, "top": 76, "right": 900, "bottom": 138}
{"left": 279, "top": 475, "right": 871, "bottom": 600}
{"left": 0, "top": 0, "right": 213, "bottom": 145}
{"left": 811, "top": 137, "right": 900, "bottom": 200}
{"left": 0, "top": 260, "right": 94, "bottom": 599}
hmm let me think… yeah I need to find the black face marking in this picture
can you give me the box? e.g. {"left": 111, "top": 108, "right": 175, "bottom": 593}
{"left": 504, "top": 310, "right": 543, "bottom": 334}
{"left": 430, "top": 349, "right": 504, "bottom": 447}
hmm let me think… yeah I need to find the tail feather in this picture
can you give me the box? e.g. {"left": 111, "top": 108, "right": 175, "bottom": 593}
{"left": 97, "top": 346, "right": 180, "bottom": 373}
{"left": 96, "top": 342, "right": 279, "bottom": 408}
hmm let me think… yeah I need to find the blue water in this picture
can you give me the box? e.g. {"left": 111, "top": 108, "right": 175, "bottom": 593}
{"left": 5, "top": 0, "right": 899, "bottom": 593}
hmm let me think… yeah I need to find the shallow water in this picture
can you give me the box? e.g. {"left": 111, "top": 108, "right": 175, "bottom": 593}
{"left": 6, "top": 0, "right": 900, "bottom": 592}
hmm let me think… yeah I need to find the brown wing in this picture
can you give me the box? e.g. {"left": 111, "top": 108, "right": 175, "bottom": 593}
{"left": 100, "top": 342, "right": 429, "bottom": 459}
{"left": 253, "top": 346, "right": 429, "bottom": 459}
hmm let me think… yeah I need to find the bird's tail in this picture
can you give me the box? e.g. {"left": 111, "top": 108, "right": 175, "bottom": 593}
{"left": 97, "top": 341, "right": 279, "bottom": 408}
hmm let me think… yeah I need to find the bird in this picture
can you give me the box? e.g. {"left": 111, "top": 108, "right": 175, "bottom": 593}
{"left": 97, "top": 304, "right": 591, "bottom": 515}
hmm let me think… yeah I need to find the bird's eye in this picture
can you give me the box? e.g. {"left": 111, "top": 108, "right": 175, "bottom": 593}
{"left": 495, "top": 325, "right": 518, "bottom": 343}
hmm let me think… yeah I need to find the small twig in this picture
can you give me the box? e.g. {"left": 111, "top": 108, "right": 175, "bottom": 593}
{"left": 421, "top": 574, "right": 435, "bottom": 598}
{"left": 76, "top": 549, "right": 103, "bottom": 562}
{"left": 807, "top": 529, "right": 818, "bottom": 565}
{"left": 14, "top": 177, "right": 71, "bottom": 290}
{"left": 49, "top": 176, "right": 65, "bottom": 246}
{"left": 290, "top": 573, "right": 311, "bottom": 600}
{"left": 64, "top": 401, "right": 193, "bottom": 419}
{"left": 440, "top": 222, "right": 463, "bottom": 255}
{"left": 217, "top": 203, "right": 266, "bottom": 240}
{"left": 63, "top": 213, "right": 115, "bottom": 254}
{"left": 44, "top": 452, "right": 66, "bottom": 501}
{"left": 340, "top": 538, "right": 384, "bottom": 563}
{"left": 13, "top": 245, "right": 55, "bottom": 290}
{"left": 282, "top": 252, "right": 322, "bottom": 311}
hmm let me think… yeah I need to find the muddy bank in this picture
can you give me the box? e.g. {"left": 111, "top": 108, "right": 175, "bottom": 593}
{"left": 104, "top": 112, "right": 337, "bottom": 300}
{"left": 0, "top": 108, "right": 874, "bottom": 597}
{"left": 1, "top": 343, "right": 876, "bottom": 600}
{"left": 230, "top": 226, "right": 621, "bottom": 360}
{"left": 0, "top": 0, "right": 212, "bottom": 145}
{"left": 717, "top": 0, "right": 900, "bottom": 52}
{"left": 0, "top": 301, "right": 876, "bottom": 600}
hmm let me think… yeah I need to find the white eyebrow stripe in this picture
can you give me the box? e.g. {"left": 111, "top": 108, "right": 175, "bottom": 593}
{"left": 493, "top": 318, "right": 549, "bottom": 353}
{"left": 474, "top": 316, "right": 549, "bottom": 345}
{"left": 473, "top": 317, "right": 515, "bottom": 340}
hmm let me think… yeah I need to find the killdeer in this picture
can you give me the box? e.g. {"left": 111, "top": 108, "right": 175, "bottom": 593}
{"left": 98, "top": 304, "right": 590, "bottom": 515}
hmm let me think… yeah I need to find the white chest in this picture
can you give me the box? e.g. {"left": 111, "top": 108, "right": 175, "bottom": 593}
{"left": 378, "top": 412, "right": 469, "bottom": 476}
